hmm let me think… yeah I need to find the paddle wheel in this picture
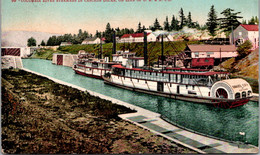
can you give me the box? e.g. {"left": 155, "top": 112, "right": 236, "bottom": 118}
{"left": 216, "top": 88, "right": 228, "bottom": 99}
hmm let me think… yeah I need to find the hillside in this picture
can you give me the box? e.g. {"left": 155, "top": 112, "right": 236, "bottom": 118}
{"left": 1, "top": 31, "right": 61, "bottom": 47}
{"left": 220, "top": 48, "right": 259, "bottom": 80}
{"left": 57, "top": 40, "right": 200, "bottom": 64}
{"left": 218, "top": 48, "right": 259, "bottom": 93}
{"left": 233, "top": 48, "right": 259, "bottom": 79}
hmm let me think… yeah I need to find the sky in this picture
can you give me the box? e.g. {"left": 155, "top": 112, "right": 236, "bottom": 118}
{"left": 1, "top": 0, "right": 259, "bottom": 35}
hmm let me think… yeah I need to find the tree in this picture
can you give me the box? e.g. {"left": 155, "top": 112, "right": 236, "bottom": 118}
{"left": 47, "top": 36, "right": 58, "bottom": 46}
{"left": 218, "top": 8, "right": 243, "bottom": 36}
{"left": 170, "top": 15, "right": 179, "bottom": 31}
{"left": 104, "top": 23, "right": 113, "bottom": 43}
{"left": 242, "top": 19, "right": 247, "bottom": 24}
{"left": 95, "top": 30, "right": 102, "bottom": 38}
{"left": 163, "top": 16, "right": 170, "bottom": 31}
{"left": 151, "top": 18, "right": 162, "bottom": 31}
{"left": 27, "top": 37, "right": 36, "bottom": 47}
{"left": 248, "top": 16, "right": 259, "bottom": 25}
{"left": 194, "top": 22, "right": 201, "bottom": 29}
{"left": 136, "top": 22, "right": 142, "bottom": 33}
{"left": 186, "top": 12, "right": 194, "bottom": 28}
{"left": 237, "top": 40, "right": 252, "bottom": 58}
{"left": 142, "top": 25, "right": 146, "bottom": 32}
{"left": 254, "top": 16, "right": 259, "bottom": 24}
{"left": 40, "top": 40, "right": 46, "bottom": 46}
{"left": 206, "top": 5, "right": 218, "bottom": 36}
{"left": 179, "top": 8, "right": 186, "bottom": 29}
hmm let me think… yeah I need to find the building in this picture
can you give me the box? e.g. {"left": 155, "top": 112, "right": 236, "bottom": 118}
{"left": 185, "top": 45, "right": 237, "bottom": 59}
{"left": 184, "top": 44, "right": 238, "bottom": 67}
{"left": 191, "top": 58, "right": 215, "bottom": 68}
{"left": 60, "top": 42, "right": 72, "bottom": 46}
{"left": 81, "top": 37, "right": 103, "bottom": 45}
{"left": 112, "top": 50, "right": 136, "bottom": 66}
{"left": 126, "top": 57, "right": 144, "bottom": 68}
{"left": 52, "top": 53, "right": 78, "bottom": 67}
{"left": 120, "top": 33, "right": 157, "bottom": 43}
{"left": 230, "top": 24, "right": 259, "bottom": 50}
{"left": 1, "top": 47, "right": 32, "bottom": 58}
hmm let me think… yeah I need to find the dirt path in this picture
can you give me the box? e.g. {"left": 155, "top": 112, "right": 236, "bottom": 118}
{"left": 1, "top": 69, "right": 196, "bottom": 154}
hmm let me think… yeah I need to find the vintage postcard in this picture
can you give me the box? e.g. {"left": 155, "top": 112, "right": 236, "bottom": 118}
{"left": 1, "top": 0, "right": 259, "bottom": 154}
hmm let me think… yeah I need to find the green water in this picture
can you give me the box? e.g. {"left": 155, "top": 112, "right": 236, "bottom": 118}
{"left": 22, "top": 59, "right": 259, "bottom": 146}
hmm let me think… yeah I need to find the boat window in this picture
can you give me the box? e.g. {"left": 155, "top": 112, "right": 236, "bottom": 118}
{"left": 192, "top": 86, "right": 195, "bottom": 90}
{"left": 186, "top": 85, "right": 188, "bottom": 89}
{"left": 188, "top": 90, "right": 197, "bottom": 95}
{"left": 248, "top": 91, "right": 252, "bottom": 96}
{"left": 235, "top": 93, "right": 241, "bottom": 99}
{"left": 242, "top": 91, "right": 246, "bottom": 98}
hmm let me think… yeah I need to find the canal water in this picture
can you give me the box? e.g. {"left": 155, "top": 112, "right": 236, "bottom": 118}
{"left": 22, "top": 59, "right": 259, "bottom": 146}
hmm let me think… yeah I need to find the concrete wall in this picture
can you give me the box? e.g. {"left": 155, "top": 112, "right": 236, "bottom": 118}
{"left": 52, "top": 54, "right": 78, "bottom": 67}
{"left": 1, "top": 56, "right": 23, "bottom": 69}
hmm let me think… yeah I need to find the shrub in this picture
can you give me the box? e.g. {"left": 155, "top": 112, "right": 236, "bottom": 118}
{"left": 237, "top": 40, "right": 253, "bottom": 58}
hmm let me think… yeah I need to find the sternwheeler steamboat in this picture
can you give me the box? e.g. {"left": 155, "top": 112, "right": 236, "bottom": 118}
{"left": 73, "top": 32, "right": 120, "bottom": 79}
{"left": 103, "top": 32, "right": 253, "bottom": 108}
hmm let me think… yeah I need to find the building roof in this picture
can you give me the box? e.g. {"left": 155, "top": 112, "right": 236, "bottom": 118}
{"left": 121, "top": 33, "right": 151, "bottom": 38}
{"left": 186, "top": 45, "right": 236, "bottom": 52}
{"left": 83, "top": 37, "right": 98, "bottom": 42}
{"left": 121, "top": 34, "right": 132, "bottom": 38}
{"left": 240, "top": 24, "right": 259, "bottom": 31}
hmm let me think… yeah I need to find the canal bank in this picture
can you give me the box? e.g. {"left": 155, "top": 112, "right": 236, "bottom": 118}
{"left": 21, "top": 67, "right": 258, "bottom": 153}
{"left": 2, "top": 69, "right": 195, "bottom": 154}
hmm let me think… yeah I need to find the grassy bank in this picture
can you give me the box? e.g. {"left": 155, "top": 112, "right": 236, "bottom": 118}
{"left": 34, "top": 40, "right": 200, "bottom": 63}
{"left": 58, "top": 41, "right": 201, "bottom": 64}
{"left": 31, "top": 49, "right": 66, "bottom": 60}
{"left": 1, "top": 69, "right": 196, "bottom": 154}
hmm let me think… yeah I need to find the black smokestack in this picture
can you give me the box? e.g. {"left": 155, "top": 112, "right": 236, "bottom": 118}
{"left": 113, "top": 31, "right": 116, "bottom": 54}
{"left": 161, "top": 35, "right": 164, "bottom": 67}
{"left": 143, "top": 32, "right": 148, "bottom": 66}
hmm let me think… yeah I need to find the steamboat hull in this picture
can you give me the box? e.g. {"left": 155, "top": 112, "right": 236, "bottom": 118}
{"left": 103, "top": 77, "right": 250, "bottom": 108}
{"left": 74, "top": 69, "right": 103, "bottom": 79}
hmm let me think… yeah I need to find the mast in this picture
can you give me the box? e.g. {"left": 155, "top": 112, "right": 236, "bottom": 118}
{"left": 143, "top": 32, "right": 148, "bottom": 66}
{"left": 161, "top": 35, "right": 164, "bottom": 70}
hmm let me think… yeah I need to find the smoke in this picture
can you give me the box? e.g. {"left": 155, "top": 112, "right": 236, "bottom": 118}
{"left": 169, "top": 27, "right": 211, "bottom": 40}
